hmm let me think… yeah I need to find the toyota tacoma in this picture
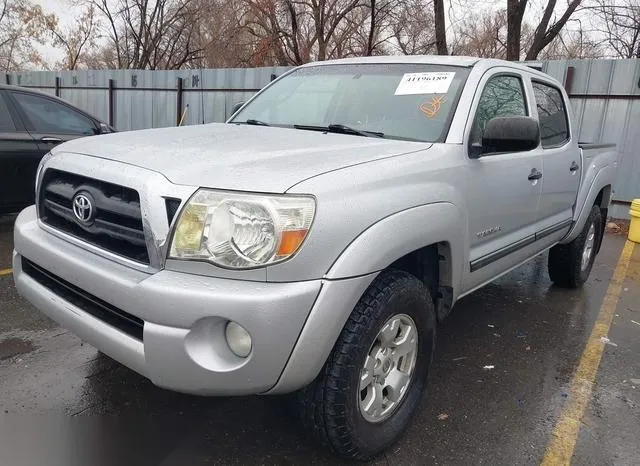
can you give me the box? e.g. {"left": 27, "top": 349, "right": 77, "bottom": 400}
{"left": 13, "top": 56, "right": 618, "bottom": 460}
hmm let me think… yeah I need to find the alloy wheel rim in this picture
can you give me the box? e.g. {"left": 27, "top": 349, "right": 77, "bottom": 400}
{"left": 358, "top": 313, "right": 418, "bottom": 423}
{"left": 581, "top": 223, "right": 596, "bottom": 272}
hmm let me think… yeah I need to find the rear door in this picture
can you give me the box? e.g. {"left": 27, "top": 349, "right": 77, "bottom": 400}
{"left": 0, "top": 91, "right": 42, "bottom": 211}
{"left": 530, "top": 80, "right": 579, "bottom": 240}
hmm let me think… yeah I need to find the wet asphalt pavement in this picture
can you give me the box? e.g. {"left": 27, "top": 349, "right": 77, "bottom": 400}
{"left": 0, "top": 212, "right": 638, "bottom": 466}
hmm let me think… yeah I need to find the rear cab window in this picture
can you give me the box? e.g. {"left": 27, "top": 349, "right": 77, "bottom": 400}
{"left": 531, "top": 81, "right": 570, "bottom": 147}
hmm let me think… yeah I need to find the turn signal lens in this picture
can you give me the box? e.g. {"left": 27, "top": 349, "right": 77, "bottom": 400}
{"left": 277, "top": 229, "right": 308, "bottom": 256}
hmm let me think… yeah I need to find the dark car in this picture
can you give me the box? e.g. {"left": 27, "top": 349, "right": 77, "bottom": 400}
{"left": 0, "top": 84, "right": 115, "bottom": 214}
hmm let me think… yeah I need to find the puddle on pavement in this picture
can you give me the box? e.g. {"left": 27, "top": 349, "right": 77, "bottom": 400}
{"left": 0, "top": 337, "right": 36, "bottom": 360}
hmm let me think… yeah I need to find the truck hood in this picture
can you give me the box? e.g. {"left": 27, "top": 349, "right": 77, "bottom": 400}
{"left": 53, "top": 123, "right": 430, "bottom": 193}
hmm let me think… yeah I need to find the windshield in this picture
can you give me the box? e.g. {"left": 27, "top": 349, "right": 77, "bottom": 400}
{"left": 230, "top": 63, "right": 470, "bottom": 142}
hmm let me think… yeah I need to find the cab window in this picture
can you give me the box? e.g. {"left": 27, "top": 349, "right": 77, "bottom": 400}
{"left": 469, "top": 75, "right": 528, "bottom": 149}
{"left": 532, "top": 81, "right": 569, "bottom": 147}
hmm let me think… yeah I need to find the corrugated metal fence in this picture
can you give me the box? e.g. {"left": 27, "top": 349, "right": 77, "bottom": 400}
{"left": 4, "top": 67, "right": 291, "bottom": 130}
{"left": 5, "top": 59, "right": 639, "bottom": 219}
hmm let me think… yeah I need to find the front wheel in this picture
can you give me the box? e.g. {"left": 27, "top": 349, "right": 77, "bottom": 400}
{"left": 548, "top": 205, "right": 603, "bottom": 288}
{"left": 297, "top": 270, "right": 436, "bottom": 461}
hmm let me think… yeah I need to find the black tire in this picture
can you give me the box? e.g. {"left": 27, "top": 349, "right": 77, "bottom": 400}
{"left": 548, "top": 205, "right": 603, "bottom": 288}
{"left": 297, "top": 269, "right": 436, "bottom": 461}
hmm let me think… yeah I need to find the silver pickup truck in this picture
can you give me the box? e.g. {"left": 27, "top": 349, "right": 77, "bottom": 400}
{"left": 13, "top": 56, "right": 618, "bottom": 460}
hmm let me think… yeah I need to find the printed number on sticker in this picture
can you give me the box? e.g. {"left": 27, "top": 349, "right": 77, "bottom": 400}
{"left": 395, "top": 72, "right": 455, "bottom": 95}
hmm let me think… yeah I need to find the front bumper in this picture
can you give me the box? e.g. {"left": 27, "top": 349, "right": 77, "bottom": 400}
{"left": 13, "top": 206, "right": 322, "bottom": 395}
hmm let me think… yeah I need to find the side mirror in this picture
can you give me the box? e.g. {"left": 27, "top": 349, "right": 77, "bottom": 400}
{"left": 231, "top": 101, "right": 246, "bottom": 116}
{"left": 93, "top": 122, "right": 113, "bottom": 134}
{"left": 472, "top": 116, "right": 540, "bottom": 158}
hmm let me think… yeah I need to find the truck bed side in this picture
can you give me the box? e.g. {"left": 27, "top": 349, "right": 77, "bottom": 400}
{"left": 562, "top": 143, "right": 619, "bottom": 244}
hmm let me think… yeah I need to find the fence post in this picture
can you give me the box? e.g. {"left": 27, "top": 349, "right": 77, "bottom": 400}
{"left": 176, "top": 77, "right": 184, "bottom": 126}
{"left": 55, "top": 77, "right": 61, "bottom": 97}
{"left": 108, "top": 79, "right": 115, "bottom": 128}
{"left": 5, "top": 74, "right": 9, "bottom": 85}
{"left": 564, "top": 66, "right": 575, "bottom": 95}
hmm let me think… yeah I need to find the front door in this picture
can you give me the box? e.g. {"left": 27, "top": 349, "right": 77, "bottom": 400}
{"left": 531, "top": 80, "right": 579, "bottom": 239}
{"left": 464, "top": 72, "right": 543, "bottom": 291}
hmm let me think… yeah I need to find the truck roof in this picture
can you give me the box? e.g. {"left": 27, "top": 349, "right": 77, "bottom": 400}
{"left": 300, "top": 55, "right": 553, "bottom": 80}
{"left": 300, "top": 55, "right": 481, "bottom": 67}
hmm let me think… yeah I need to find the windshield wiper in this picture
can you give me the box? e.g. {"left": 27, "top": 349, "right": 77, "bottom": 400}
{"left": 293, "top": 123, "right": 384, "bottom": 138}
{"left": 236, "top": 119, "right": 270, "bottom": 126}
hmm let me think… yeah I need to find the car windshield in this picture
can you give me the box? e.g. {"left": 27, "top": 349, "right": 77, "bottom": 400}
{"left": 230, "top": 63, "right": 471, "bottom": 143}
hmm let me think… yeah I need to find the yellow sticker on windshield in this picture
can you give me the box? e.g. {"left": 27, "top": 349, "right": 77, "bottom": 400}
{"left": 419, "top": 96, "right": 446, "bottom": 118}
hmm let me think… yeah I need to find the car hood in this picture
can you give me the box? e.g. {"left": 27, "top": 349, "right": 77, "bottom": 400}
{"left": 53, "top": 123, "right": 430, "bottom": 193}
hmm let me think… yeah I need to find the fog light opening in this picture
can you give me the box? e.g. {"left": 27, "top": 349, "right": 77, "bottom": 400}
{"left": 225, "top": 321, "right": 252, "bottom": 358}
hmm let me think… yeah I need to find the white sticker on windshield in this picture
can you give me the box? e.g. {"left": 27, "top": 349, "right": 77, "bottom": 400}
{"left": 394, "top": 72, "right": 455, "bottom": 95}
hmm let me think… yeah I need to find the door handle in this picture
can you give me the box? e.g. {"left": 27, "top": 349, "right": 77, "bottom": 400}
{"left": 528, "top": 168, "right": 543, "bottom": 181}
{"left": 40, "top": 137, "right": 63, "bottom": 144}
{"left": 570, "top": 161, "right": 579, "bottom": 172}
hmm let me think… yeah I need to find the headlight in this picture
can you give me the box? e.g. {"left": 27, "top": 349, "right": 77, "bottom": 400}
{"left": 169, "top": 189, "right": 315, "bottom": 269}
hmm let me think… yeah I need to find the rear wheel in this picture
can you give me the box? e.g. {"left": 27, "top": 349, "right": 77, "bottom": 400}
{"left": 548, "top": 205, "right": 603, "bottom": 288}
{"left": 297, "top": 269, "right": 436, "bottom": 461}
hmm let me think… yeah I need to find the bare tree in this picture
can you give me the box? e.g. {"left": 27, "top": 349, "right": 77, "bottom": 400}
{"left": 48, "top": 5, "right": 97, "bottom": 70}
{"left": 0, "top": 0, "right": 56, "bottom": 71}
{"left": 391, "top": 0, "right": 437, "bottom": 55}
{"left": 590, "top": 0, "right": 640, "bottom": 58}
{"left": 241, "top": 0, "right": 303, "bottom": 65}
{"left": 453, "top": 10, "right": 508, "bottom": 58}
{"left": 525, "top": 0, "right": 583, "bottom": 60}
{"left": 242, "top": 0, "right": 370, "bottom": 65}
{"left": 537, "top": 27, "right": 603, "bottom": 59}
{"left": 191, "top": 1, "right": 257, "bottom": 67}
{"left": 333, "top": 0, "right": 401, "bottom": 56}
{"left": 85, "top": 0, "right": 205, "bottom": 69}
{"left": 506, "top": 0, "right": 528, "bottom": 60}
{"left": 32, "top": 0, "right": 626, "bottom": 71}
{"left": 433, "top": 0, "right": 447, "bottom": 54}
{"left": 505, "top": 0, "right": 584, "bottom": 60}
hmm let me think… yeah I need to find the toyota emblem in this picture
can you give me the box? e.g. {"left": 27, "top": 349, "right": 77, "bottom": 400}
{"left": 72, "top": 192, "right": 94, "bottom": 225}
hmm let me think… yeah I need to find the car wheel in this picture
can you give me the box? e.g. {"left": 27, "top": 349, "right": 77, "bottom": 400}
{"left": 548, "top": 205, "right": 603, "bottom": 288}
{"left": 297, "top": 269, "right": 436, "bottom": 460}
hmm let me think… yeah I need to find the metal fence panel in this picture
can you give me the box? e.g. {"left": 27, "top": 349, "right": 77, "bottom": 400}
{"left": 178, "top": 69, "right": 203, "bottom": 127}
{"left": 152, "top": 71, "right": 178, "bottom": 129}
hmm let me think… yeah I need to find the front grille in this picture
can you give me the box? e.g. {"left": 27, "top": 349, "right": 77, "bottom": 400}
{"left": 21, "top": 258, "right": 144, "bottom": 341}
{"left": 38, "top": 169, "right": 149, "bottom": 264}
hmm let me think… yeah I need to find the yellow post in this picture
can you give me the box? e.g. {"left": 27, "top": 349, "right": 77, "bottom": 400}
{"left": 629, "top": 199, "right": 640, "bottom": 243}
